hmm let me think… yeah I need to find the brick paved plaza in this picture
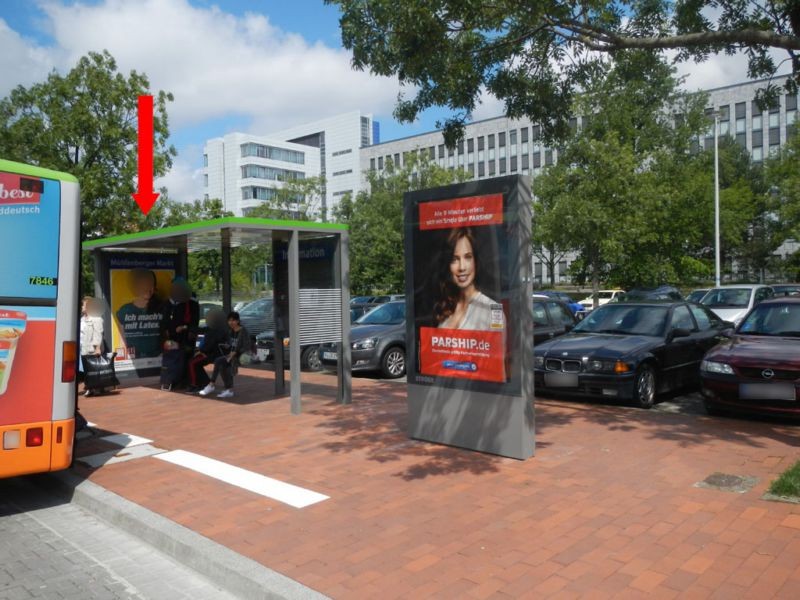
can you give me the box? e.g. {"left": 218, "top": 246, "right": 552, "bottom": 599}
{"left": 74, "top": 369, "right": 800, "bottom": 599}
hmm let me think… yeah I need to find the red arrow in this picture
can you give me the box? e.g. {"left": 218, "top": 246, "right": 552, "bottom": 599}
{"left": 131, "top": 95, "right": 160, "bottom": 215}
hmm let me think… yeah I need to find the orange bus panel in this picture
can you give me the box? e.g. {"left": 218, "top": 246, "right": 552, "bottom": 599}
{"left": 0, "top": 420, "right": 53, "bottom": 478}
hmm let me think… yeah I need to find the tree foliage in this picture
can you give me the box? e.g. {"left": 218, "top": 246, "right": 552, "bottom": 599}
{"left": 244, "top": 176, "right": 327, "bottom": 222}
{"left": 334, "top": 155, "right": 469, "bottom": 294}
{"left": 329, "top": 0, "right": 800, "bottom": 145}
{"left": 0, "top": 50, "right": 176, "bottom": 238}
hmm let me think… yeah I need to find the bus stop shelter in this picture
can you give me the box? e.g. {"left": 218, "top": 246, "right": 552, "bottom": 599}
{"left": 82, "top": 217, "right": 351, "bottom": 413}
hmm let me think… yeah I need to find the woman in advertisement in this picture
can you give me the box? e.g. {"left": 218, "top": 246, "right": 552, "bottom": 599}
{"left": 434, "top": 227, "right": 504, "bottom": 332}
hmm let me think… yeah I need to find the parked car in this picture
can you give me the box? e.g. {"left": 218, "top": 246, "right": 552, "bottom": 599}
{"left": 198, "top": 301, "right": 222, "bottom": 327}
{"left": 237, "top": 297, "right": 274, "bottom": 339}
{"left": 771, "top": 284, "right": 800, "bottom": 297}
{"left": 350, "top": 303, "right": 378, "bottom": 322}
{"left": 533, "top": 295, "right": 578, "bottom": 345}
{"left": 700, "top": 285, "right": 774, "bottom": 327}
{"left": 534, "top": 301, "right": 732, "bottom": 408}
{"left": 577, "top": 289, "right": 625, "bottom": 312}
{"left": 686, "top": 288, "right": 710, "bottom": 303}
{"left": 319, "top": 301, "right": 406, "bottom": 378}
{"left": 616, "top": 286, "right": 684, "bottom": 302}
{"left": 701, "top": 297, "right": 800, "bottom": 417}
{"left": 254, "top": 331, "right": 322, "bottom": 371}
{"left": 351, "top": 296, "right": 376, "bottom": 305}
{"left": 536, "top": 291, "right": 585, "bottom": 317}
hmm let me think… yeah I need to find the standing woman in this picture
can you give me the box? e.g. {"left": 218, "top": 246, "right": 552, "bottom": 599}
{"left": 80, "top": 297, "right": 105, "bottom": 396}
{"left": 434, "top": 228, "right": 504, "bottom": 331}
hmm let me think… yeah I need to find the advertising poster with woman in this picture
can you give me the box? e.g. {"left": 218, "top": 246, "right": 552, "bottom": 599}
{"left": 107, "top": 254, "right": 176, "bottom": 372}
{"left": 409, "top": 187, "right": 516, "bottom": 388}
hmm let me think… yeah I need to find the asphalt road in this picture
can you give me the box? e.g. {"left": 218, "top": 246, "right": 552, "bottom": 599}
{"left": 0, "top": 477, "right": 237, "bottom": 600}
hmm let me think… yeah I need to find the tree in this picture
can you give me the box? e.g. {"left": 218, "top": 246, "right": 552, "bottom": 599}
{"left": 533, "top": 52, "right": 710, "bottom": 303}
{"left": 0, "top": 50, "right": 175, "bottom": 238}
{"left": 329, "top": 0, "right": 800, "bottom": 144}
{"left": 334, "top": 154, "right": 469, "bottom": 294}
{"left": 245, "top": 176, "right": 327, "bottom": 222}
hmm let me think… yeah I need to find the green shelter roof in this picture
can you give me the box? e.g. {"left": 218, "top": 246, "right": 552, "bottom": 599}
{"left": 0, "top": 158, "right": 79, "bottom": 183}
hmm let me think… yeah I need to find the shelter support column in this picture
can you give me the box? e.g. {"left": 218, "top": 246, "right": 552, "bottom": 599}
{"left": 288, "top": 230, "right": 301, "bottom": 414}
{"left": 221, "top": 228, "right": 232, "bottom": 314}
{"left": 336, "top": 232, "right": 352, "bottom": 405}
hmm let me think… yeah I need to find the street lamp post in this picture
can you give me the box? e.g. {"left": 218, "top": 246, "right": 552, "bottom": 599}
{"left": 714, "top": 113, "right": 721, "bottom": 287}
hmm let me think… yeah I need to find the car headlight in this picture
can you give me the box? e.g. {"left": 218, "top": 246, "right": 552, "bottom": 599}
{"left": 534, "top": 356, "right": 544, "bottom": 369}
{"left": 352, "top": 338, "right": 377, "bottom": 351}
{"left": 587, "top": 360, "right": 616, "bottom": 372}
{"left": 701, "top": 360, "right": 734, "bottom": 375}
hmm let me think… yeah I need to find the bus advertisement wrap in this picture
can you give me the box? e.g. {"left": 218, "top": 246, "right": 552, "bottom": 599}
{"left": 108, "top": 254, "right": 176, "bottom": 372}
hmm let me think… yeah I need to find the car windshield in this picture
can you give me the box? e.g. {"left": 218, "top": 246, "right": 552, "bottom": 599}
{"left": 701, "top": 288, "right": 751, "bottom": 308}
{"left": 351, "top": 296, "right": 372, "bottom": 304}
{"left": 598, "top": 291, "right": 615, "bottom": 299}
{"left": 356, "top": 301, "right": 405, "bottom": 325}
{"left": 573, "top": 304, "right": 669, "bottom": 336}
{"left": 738, "top": 303, "right": 800, "bottom": 337}
{"left": 687, "top": 290, "right": 708, "bottom": 303}
{"left": 240, "top": 298, "right": 272, "bottom": 315}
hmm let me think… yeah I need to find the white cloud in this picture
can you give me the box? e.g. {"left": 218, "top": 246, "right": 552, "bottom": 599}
{"left": 0, "top": 19, "right": 60, "bottom": 96}
{"left": 470, "top": 87, "right": 506, "bottom": 122}
{"left": 36, "top": 0, "right": 399, "bottom": 130}
{"left": 673, "top": 49, "right": 790, "bottom": 92}
{"left": 157, "top": 157, "right": 204, "bottom": 203}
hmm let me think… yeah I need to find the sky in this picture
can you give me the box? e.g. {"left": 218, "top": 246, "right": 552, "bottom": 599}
{"left": 0, "top": 0, "right": 781, "bottom": 202}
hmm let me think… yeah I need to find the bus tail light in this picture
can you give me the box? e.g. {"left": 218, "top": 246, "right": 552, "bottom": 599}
{"left": 26, "top": 427, "right": 44, "bottom": 447}
{"left": 62, "top": 341, "right": 77, "bottom": 382}
{"left": 3, "top": 430, "right": 20, "bottom": 449}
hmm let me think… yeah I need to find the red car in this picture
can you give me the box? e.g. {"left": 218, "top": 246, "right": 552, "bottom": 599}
{"left": 701, "top": 297, "right": 800, "bottom": 416}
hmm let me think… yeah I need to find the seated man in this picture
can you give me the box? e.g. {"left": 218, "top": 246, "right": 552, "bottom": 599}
{"left": 187, "top": 309, "right": 228, "bottom": 392}
{"left": 199, "top": 311, "right": 251, "bottom": 399}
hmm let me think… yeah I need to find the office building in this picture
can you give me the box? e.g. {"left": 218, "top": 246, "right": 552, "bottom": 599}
{"left": 360, "top": 76, "right": 797, "bottom": 284}
{"left": 204, "top": 111, "right": 378, "bottom": 217}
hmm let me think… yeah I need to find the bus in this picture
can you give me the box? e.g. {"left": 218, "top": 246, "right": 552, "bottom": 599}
{"left": 0, "top": 158, "right": 80, "bottom": 479}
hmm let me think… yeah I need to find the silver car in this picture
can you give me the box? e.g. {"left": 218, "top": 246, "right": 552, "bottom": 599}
{"left": 700, "top": 285, "right": 774, "bottom": 326}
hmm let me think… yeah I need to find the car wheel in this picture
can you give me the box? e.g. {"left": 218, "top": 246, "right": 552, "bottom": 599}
{"left": 381, "top": 346, "right": 405, "bottom": 379}
{"left": 301, "top": 346, "right": 322, "bottom": 371}
{"left": 633, "top": 365, "right": 656, "bottom": 409}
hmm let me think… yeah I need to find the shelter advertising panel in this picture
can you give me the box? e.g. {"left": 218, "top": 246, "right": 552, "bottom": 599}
{"left": 107, "top": 254, "right": 176, "bottom": 373}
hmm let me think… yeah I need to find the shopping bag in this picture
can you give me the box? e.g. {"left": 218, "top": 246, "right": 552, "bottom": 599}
{"left": 82, "top": 353, "right": 119, "bottom": 390}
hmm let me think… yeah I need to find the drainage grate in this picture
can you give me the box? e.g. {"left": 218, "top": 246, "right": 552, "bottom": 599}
{"left": 694, "top": 472, "right": 758, "bottom": 494}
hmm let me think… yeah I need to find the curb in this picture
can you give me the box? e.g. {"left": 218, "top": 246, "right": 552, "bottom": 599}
{"left": 46, "top": 470, "right": 329, "bottom": 600}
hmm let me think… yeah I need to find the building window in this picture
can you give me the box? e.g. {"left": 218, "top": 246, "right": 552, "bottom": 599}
{"left": 520, "top": 128, "right": 529, "bottom": 143}
{"left": 735, "top": 102, "right": 746, "bottom": 119}
{"left": 752, "top": 130, "right": 763, "bottom": 147}
{"left": 488, "top": 161, "right": 496, "bottom": 176}
{"left": 242, "top": 186, "right": 279, "bottom": 201}
{"left": 488, "top": 148, "right": 495, "bottom": 160}
{"left": 240, "top": 143, "right": 305, "bottom": 164}
{"left": 332, "top": 148, "right": 353, "bottom": 157}
{"left": 332, "top": 189, "right": 353, "bottom": 198}
{"left": 488, "top": 134, "right": 495, "bottom": 149}
{"left": 735, "top": 118, "right": 746, "bottom": 134}
{"left": 509, "top": 130, "right": 517, "bottom": 145}
{"left": 499, "top": 158, "right": 506, "bottom": 174}
{"left": 510, "top": 156, "right": 517, "bottom": 172}
{"left": 438, "top": 144, "right": 445, "bottom": 159}
{"left": 478, "top": 137, "right": 484, "bottom": 151}
{"left": 499, "top": 146, "right": 506, "bottom": 159}
{"left": 241, "top": 164, "right": 305, "bottom": 181}
{"left": 521, "top": 154, "right": 529, "bottom": 169}
{"left": 768, "top": 127, "right": 780, "bottom": 145}
{"left": 370, "top": 158, "right": 376, "bottom": 171}
{"left": 532, "top": 125, "right": 541, "bottom": 141}
{"left": 429, "top": 146, "right": 435, "bottom": 160}
{"left": 378, "top": 156, "right": 383, "bottom": 170}
{"left": 498, "top": 132, "right": 506, "bottom": 147}
{"left": 478, "top": 150, "right": 484, "bottom": 162}
{"left": 769, "top": 112, "right": 780, "bottom": 128}
{"left": 752, "top": 146, "right": 763, "bottom": 161}
{"left": 203, "top": 174, "right": 208, "bottom": 187}
{"left": 394, "top": 153, "right": 400, "bottom": 165}
{"left": 360, "top": 116, "right": 371, "bottom": 147}
{"left": 521, "top": 142, "right": 529, "bottom": 155}
{"left": 332, "top": 169, "right": 353, "bottom": 177}
{"left": 203, "top": 154, "right": 208, "bottom": 167}
{"left": 478, "top": 162, "right": 485, "bottom": 177}
{"left": 533, "top": 153, "right": 541, "bottom": 168}
{"left": 752, "top": 114, "right": 762, "bottom": 131}
{"left": 467, "top": 138, "right": 474, "bottom": 153}
{"left": 545, "top": 150, "right": 553, "bottom": 166}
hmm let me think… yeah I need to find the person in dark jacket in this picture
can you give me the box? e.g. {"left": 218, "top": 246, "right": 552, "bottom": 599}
{"left": 186, "top": 309, "right": 228, "bottom": 392}
{"left": 199, "top": 312, "right": 251, "bottom": 399}
{"left": 163, "top": 277, "right": 200, "bottom": 350}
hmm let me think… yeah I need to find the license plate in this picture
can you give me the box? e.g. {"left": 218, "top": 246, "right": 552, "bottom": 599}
{"left": 739, "top": 383, "right": 796, "bottom": 401}
{"left": 322, "top": 352, "right": 338, "bottom": 361}
{"left": 544, "top": 372, "right": 579, "bottom": 388}
{"left": 256, "top": 349, "right": 271, "bottom": 361}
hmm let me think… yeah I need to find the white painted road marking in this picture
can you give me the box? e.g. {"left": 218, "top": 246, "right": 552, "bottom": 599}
{"left": 78, "top": 444, "right": 167, "bottom": 468}
{"left": 99, "top": 433, "right": 153, "bottom": 448}
{"left": 154, "top": 450, "right": 329, "bottom": 509}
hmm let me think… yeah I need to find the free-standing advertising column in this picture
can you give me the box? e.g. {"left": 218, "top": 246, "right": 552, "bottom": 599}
{"left": 404, "top": 175, "right": 534, "bottom": 460}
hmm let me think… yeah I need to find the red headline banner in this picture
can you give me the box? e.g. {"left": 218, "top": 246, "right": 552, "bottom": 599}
{"left": 419, "top": 327, "right": 505, "bottom": 383}
{"left": 419, "top": 194, "right": 503, "bottom": 230}
{"left": 0, "top": 173, "right": 42, "bottom": 206}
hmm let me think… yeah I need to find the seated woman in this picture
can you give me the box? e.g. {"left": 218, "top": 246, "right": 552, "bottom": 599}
{"left": 199, "top": 311, "right": 251, "bottom": 399}
{"left": 186, "top": 309, "right": 228, "bottom": 393}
